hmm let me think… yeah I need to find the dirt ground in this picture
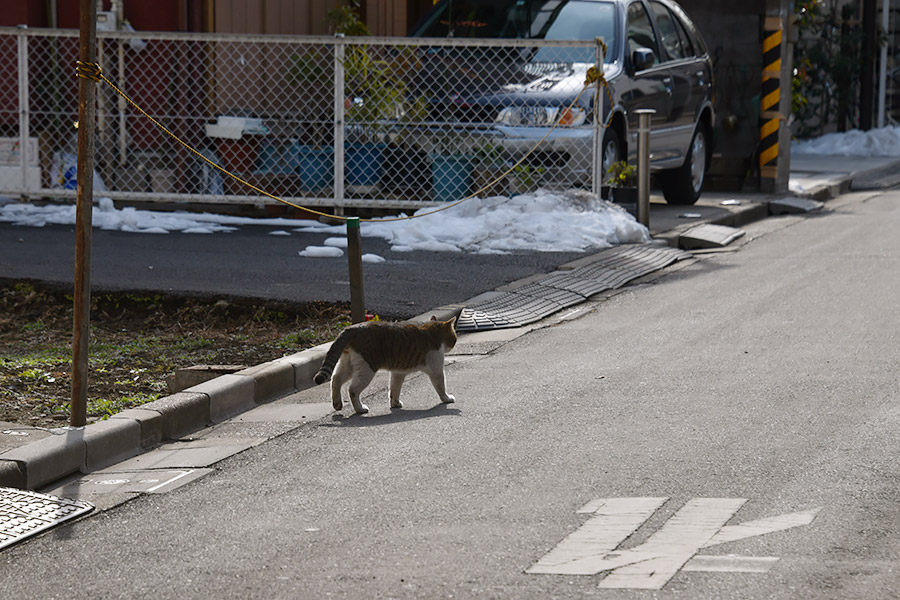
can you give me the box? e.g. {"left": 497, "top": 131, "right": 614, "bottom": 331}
{"left": 0, "top": 279, "right": 350, "bottom": 429}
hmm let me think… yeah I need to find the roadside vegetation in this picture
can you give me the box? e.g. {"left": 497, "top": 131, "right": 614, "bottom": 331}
{"left": 0, "top": 281, "right": 349, "bottom": 429}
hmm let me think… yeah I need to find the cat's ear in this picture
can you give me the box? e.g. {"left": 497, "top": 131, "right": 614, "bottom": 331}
{"left": 447, "top": 316, "right": 457, "bottom": 328}
{"left": 430, "top": 315, "right": 437, "bottom": 321}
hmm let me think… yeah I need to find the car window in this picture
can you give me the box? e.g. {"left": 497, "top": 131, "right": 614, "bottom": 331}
{"left": 626, "top": 1, "right": 661, "bottom": 67}
{"left": 649, "top": 1, "right": 685, "bottom": 60}
{"left": 671, "top": 11, "right": 695, "bottom": 56}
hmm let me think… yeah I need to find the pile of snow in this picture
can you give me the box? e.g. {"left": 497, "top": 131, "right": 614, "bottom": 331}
{"left": 792, "top": 125, "right": 900, "bottom": 157}
{"left": 295, "top": 189, "right": 649, "bottom": 255}
{"left": 0, "top": 189, "right": 649, "bottom": 256}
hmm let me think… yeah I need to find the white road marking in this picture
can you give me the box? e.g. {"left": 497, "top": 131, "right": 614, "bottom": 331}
{"left": 527, "top": 497, "right": 667, "bottom": 575}
{"left": 598, "top": 498, "right": 746, "bottom": 589}
{"left": 528, "top": 497, "right": 821, "bottom": 590}
{"left": 682, "top": 555, "right": 780, "bottom": 573}
{"left": 703, "top": 508, "right": 822, "bottom": 547}
{"left": 146, "top": 469, "right": 197, "bottom": 493}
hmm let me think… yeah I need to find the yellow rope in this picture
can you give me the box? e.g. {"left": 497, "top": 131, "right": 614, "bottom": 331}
{"left": 78, "top": 52, "right": 612, "bottom": 224}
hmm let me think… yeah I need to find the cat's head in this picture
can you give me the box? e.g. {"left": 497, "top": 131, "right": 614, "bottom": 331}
{"left": 429, "top": 315, "right": 458, "bottom": 349}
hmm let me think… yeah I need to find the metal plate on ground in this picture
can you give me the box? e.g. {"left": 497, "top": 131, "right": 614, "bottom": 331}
{"left": 679, "top": 224, "right": 746, "bottom": 250}
{"left": 768, "top": 197, "right": 825, "bottom": 214}
{"left": 0, "top": 487, "right": 94, "bottom": 551}
{"left": 457, "top": 246, "right": 692, "bottom": 332}
{"left": 508, "top": 282, "right": 586, "bottom": 307}
{"left": 457, "top": 293, "right": 562, "bottom": 331}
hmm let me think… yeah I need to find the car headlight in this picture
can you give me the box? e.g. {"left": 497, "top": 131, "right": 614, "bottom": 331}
{"left": 495, "top": 106, "right": 587, "bottom": 127}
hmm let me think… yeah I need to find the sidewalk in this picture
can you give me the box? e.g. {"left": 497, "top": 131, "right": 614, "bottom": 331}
{"left": 2, "top": 153, "right": 897, "bottom": 496}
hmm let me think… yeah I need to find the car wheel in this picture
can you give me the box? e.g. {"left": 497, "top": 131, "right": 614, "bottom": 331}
{"left": 601, "top": 127, "right": 622, "bottom": 186}
{"left": 660, "top": 124, "right": 707, "bottom": 205}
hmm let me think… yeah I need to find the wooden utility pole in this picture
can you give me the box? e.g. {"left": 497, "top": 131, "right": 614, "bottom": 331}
{"left": 72, "top": 0, "right": 98, "bottom": 427}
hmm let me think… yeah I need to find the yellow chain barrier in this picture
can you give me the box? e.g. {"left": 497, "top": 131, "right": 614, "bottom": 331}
{"left": 77, "top": 45, "right": 611, "bottom": 224}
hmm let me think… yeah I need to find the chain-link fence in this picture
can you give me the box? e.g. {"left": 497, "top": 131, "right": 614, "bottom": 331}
{"left": 1, "top": 28, "right": 605, "bottom": 213}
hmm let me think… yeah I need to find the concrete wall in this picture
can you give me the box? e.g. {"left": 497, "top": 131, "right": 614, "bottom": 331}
{"left": 680, "top": 0, "right": 768, "bottom": 189}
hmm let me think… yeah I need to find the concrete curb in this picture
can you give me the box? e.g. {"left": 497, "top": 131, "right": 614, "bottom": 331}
{"left": 0, "top": 346, "right": 329, "bottom": 490}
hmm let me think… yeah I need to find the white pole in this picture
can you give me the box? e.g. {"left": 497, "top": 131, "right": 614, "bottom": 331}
{"left": 333, "top": 35, "right": 346, "bottom": 215}
{"left": 17, "top": 26, "right": 30, "bottom": 197}
{"left": 878, "top": 0, "right": 889, "bottom": 128}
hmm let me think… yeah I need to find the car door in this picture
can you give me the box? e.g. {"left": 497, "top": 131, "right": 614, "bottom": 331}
{"left": 647, "top": 0, "right": 706, "bottom": 163}
{"left": 621, "top": 0, "right": 672, "bottom": 165}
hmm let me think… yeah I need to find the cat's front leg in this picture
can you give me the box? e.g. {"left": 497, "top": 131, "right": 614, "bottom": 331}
{"left": 389, "top": 372, "right": 406, "bottom": 409}
{"left": 428, "top": 371, "right": 455, "bottom": 404}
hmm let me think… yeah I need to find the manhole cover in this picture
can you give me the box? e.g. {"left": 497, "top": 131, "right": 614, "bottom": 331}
{"left": 0, "top": 487, "right": 94, "bottom": 551}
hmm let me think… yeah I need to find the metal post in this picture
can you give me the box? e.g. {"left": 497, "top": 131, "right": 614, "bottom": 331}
{"left": 346, "top": 216, "right": 365, "bottom": 324}
{"left": 878, "top": 0, "right": 889, "bottom": 128}
{"left": 635, "top": 109, "right": 654, "bottom": 228}
{"left": 118, "top": 37, "right": 127, "bottom": 173}
{"left": 17, "top": 26, "right": 30, "bottom": 198}
{"left": 333, "top": 35, "right": 346, "bottom": 215}
{"left": 72, "top": 0, "right": 98, "bottom": 428}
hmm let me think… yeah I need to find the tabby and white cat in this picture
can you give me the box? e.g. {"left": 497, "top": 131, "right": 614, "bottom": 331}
{"left": 313, "top": 316, "right": 458, "bottom": 414}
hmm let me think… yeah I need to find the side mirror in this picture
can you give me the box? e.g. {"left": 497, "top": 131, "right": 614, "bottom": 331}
{"left": 632, "top": 47, "right": 655, "bottom": 71}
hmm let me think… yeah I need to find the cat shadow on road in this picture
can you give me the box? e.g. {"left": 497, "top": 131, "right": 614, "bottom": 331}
{"left": 325, "top": 403, "right": 461, "bottom": 427}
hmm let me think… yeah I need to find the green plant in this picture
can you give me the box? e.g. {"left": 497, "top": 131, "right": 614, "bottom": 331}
{"left": 791, "top": 0, "right": 880, "bottom": 137}
{"left": 474, "top": 143, "right": 505, "bottom": 167}
{"left": 606, "top": 160, "right": 636, "bottom": 188}
{"left": 327, "top": 0, "right": 370, "bottom": 36}
{"left": 277, "top": 329, "right": 319, "bottom": 349}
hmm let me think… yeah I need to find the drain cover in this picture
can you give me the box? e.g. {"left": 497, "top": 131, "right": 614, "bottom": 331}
{"left": 457, "top": 246, "right": 691, "bottom": 332}
{"left": 0, "top": 487, "right": 94, "bottom": 551}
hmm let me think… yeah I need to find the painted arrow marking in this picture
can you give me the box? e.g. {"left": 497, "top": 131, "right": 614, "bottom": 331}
{"left": 527, "top": 497, "right": 821, "bottom": 590}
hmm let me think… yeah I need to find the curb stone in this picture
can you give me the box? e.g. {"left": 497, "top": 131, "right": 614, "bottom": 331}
{"left": 0, "top": 346, "right": 329, "bottom": 490}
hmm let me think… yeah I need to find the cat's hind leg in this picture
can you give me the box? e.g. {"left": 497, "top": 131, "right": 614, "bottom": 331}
{"left": 347, "top": 353, "right": 375, "bottom": 414}
{"left": 389, "top": 372, "right": 406, "bottom": 409}
{"left": 331, "top": 353, "right": 350, "bottom": 411}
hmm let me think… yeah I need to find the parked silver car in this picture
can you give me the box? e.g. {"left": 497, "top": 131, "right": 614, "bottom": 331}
{"left": 411, "top": 0, "right": 715, "bottom": 204}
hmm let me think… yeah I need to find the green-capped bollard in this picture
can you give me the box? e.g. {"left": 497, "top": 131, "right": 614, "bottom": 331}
{"left": 346, "top": 217, "right": 365, "bottom": 323}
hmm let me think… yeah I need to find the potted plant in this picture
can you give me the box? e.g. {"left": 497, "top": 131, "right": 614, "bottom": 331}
{"left": 429, "top": 130, "right": 474, "bottom": 203}
{"left": 471, "top": 142, "right": 509, "bottom": 198}
{"left": 605, "top": 160, "right": 637, "bottom": 208}
{"left": 334, "top": 1, "right": 419, "bottom": 191}
{"left": 288, "top": 48, "right": 335, "bottom": 192}
{"left": 508, "top": 164, "right": 546, "bottom": 196}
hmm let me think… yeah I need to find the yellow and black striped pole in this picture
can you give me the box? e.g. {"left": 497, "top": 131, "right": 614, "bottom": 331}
{"left": 760, "top": 17, "right": 783, "bottom": 183}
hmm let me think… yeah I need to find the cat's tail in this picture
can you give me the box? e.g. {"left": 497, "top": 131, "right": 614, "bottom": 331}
{"left": 312, "top": 326, "right": 357, "bottom": 385}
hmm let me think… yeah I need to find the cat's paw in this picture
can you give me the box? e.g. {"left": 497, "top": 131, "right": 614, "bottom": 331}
{"left": 332, "top": 399, "right": 343, "bottom": 411}
{"left": 390, "top": 398, "right": 403, "bottom": 409}
{"left": 353, "top": 403, "right": 369, "bottom": 415}
{"left": 441, "top": 394, "right": 456, "bottom": 404}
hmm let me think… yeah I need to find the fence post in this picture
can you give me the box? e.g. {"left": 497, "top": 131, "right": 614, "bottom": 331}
{"left": 591, "top": 39, "right": 604, "bottom": 199}
{"left": 333, "top": 35, "right": 346, "bottom": 215}
{"left": 17, "top": 26, "right": 30, "bottom": 198}
{"left": 635, "top": 109, "right": 654, "bottom": 228}
{"left": 346, "top": 216, "right": 365, "bottom": 323}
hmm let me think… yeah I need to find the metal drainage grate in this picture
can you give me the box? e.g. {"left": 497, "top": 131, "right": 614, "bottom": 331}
{"left": 457, "top": 245, "right": 691, "bottom": 332}
{"left": 0, "top": 487, "right": 94, "bottom": 551}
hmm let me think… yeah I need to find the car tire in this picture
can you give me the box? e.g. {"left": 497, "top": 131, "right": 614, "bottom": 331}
{"left": 601, "top": 127, "right": 622, "bottom": 186}
{"left": 660, "top": 124, "right": 708, "bottom": 205}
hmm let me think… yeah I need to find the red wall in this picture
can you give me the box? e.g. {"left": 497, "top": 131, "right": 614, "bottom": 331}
{"left": 1, "top": 1, "right": 186, "bottom": 32}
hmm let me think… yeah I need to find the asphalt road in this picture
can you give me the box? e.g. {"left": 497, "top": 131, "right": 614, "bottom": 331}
{"left": 2, "top": 188, "right": 899, "bottom": 598}
{"left": 0, "top": 221, "right": 587, "bottom": 318}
